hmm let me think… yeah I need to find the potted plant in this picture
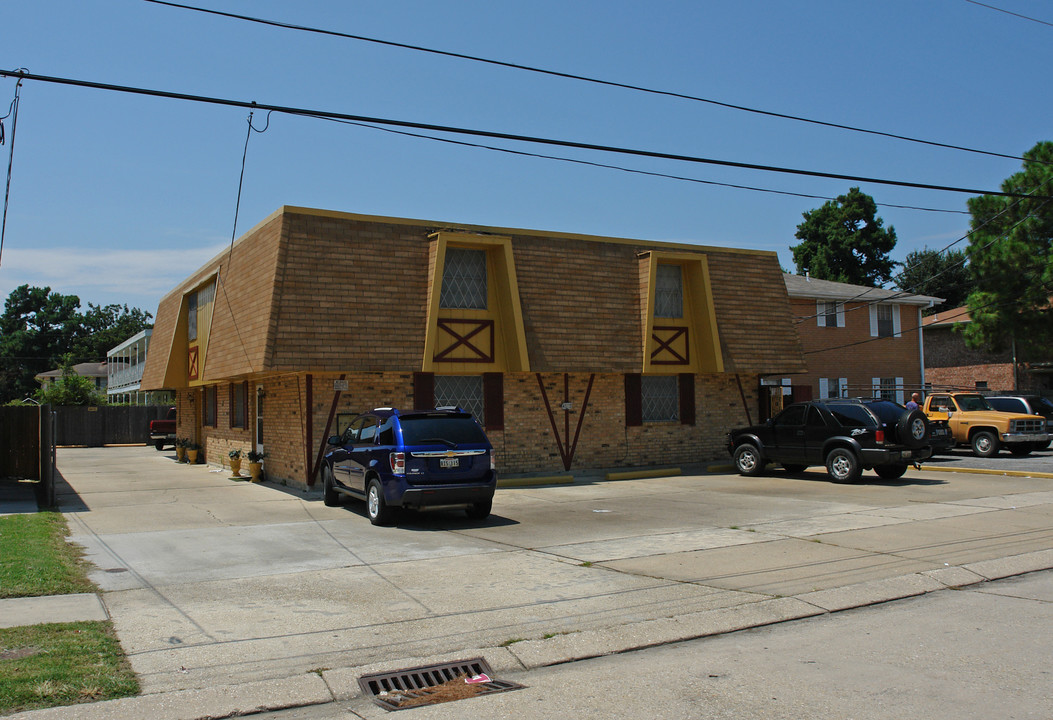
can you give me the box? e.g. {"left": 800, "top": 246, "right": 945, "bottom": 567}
{"left": 247, "top": 450, "right": 265, "bottom": 482}
{"left": 175, "top": 438, "right": 188, "bottom": 463}
{"left": 186, "top": 441, "right": 201, "bottom": 464}
{"left": 228, "top": 448, "right": 243, "bottom": 477}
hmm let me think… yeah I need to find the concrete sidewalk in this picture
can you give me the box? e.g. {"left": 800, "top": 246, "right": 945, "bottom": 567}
{"left": 7, "top": 447, "right": 1053, "bottom": 719}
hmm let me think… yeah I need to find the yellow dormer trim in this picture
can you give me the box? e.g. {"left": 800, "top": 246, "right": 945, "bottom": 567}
{"left": 423, "top": 232, "right": 530, "bottom": 373}
{"left": 641, "top": 252, "right": 723, "bottom": 374}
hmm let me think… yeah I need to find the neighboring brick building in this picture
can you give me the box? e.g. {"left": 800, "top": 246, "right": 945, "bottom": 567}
{"left": 140, "top": 206, "right": 806, "bottom": 488}
{"left": 924, "top": 306, "right": 1052, "bottom": 393}
{"left": 781, "top": 273, "right": 941, "bottom": 407}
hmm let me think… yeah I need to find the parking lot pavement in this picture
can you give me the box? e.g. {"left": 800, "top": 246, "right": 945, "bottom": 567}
{"left": 925, "top": 444, "right": 1053, "bottom": 474}
{"left": 36, "top": 446, "right": 1053, "bottom": 718}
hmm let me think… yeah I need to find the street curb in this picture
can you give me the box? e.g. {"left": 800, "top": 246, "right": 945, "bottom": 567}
{"left": 16, "top": 551, "right": 1049, "bottom": 720}
{"left": 605, "top": 467, "right": 680, "bottom": 481}
{"left": 498, "top": 475, "right": 574, "bottom": 488}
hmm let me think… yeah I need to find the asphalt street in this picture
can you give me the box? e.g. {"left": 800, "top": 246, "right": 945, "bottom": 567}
{"left": 256, "top": 569, "right": 1053, "bottom": 719}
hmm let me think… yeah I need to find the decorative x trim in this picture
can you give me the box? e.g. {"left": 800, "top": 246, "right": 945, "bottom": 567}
{"left": 651, "top": 326, "right": 689, "bottom": 365}
{"left": 188, "top": 346, "right": 199, "bottom": 380}
{"left": 434, "top": 318, "right": 495, "bottom": 363}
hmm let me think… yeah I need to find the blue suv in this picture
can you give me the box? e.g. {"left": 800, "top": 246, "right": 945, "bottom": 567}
{"left": 321, "top": 407, "right": 497, "bottom": 525}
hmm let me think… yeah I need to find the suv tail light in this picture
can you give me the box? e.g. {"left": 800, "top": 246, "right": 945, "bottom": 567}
{"left": 874, "top": 429, "right": 885, "bottom": 444}
{"left": 490, "top": 450, "right": 496, "bottom": 471}
{"left": 390, "top": 451, "right": 405, "bottom": 476}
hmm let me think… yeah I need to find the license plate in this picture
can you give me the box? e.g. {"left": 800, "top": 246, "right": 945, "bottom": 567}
{"left": 439, "top": 457, "right": 459, "bottom": 468}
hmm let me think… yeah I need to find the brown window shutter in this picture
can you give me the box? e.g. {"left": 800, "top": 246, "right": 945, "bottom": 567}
{"left": 679, "top": 373, "right": 695, "bottom": 425}
{"left": 413, "top": 372, "right": 434, "bottom": 410}
{"left": 483, "top": 373, "right": 504, "bottom": 431}
{"left": 624, "top": 373, "right": 642, "bottom": 427}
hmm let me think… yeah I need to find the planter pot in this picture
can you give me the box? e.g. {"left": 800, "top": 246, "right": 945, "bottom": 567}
{"left": 187, "top": 449, "right": 199, "bottom": 464}
{"left": 176, "top": 447, "right": 186, "bottom": 463}
{"left": 248, "top": 462, "right": 263, "bottom": 482}
{"left": 229, "top": 458, "right": 242, "bottom": 476}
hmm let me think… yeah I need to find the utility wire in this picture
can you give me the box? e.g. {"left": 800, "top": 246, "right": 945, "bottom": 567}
{"left": 309, "top": 113, "right": 968, "bottom": 215}
{"left": 141, "top": 0, "right": 1039, "bottom": 165}
{"left": 2, "top": 69, "right": 1047, "bottom": 201}
{"left": 964, "top": 0, "right": 1053, "bottom": 28}
{"left": 0, "top": 72, "right": 24, "bottom": 267}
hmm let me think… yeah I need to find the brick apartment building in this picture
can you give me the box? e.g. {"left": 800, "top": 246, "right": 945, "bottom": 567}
{"left": 924, "top": 306, "right": 1053, "bottom": 393}
{"left": 140, "top": 206, "right": 806, "bottom": 488}
{"left": 780, "top": 273, "right": 941, "bottom": 408}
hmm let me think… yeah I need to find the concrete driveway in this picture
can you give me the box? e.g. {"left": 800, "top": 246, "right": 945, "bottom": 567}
{"left": 56, "top": 446, "right": 1053, "bottom": 708}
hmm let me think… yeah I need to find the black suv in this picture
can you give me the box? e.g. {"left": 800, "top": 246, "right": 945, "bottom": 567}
{"left": 727, "top": 398, "right": 933, "bottom": 483}
{"left": 321, "top": 408, "right": 497, "bottom": 524}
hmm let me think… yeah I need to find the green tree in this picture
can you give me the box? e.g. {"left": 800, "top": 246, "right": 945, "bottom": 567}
{"left": 0, "top": 286, "right": 83, "bottom": 402}
{"left": 896, "top": 247, "right": 973, "bottom": 313}
{"left": 71, "top": 303, "right": 153, "bottom": 363}
{"left": 791, "top": 187, "right": 898, "bottom": 286}
{"left": 0, "top": 285, "right": 153, "bottom": 403}
{"left": 964, "top": 140, "right": 1053, "bottom": 353}
{"left": 34, "top": 354, "right": 107, "bottom": 406}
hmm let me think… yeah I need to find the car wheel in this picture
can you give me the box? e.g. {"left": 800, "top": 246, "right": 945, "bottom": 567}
{"left": 366, "top": 478, "right": 392, "bottom": 526}
{"left": 465, "top": 498, "right": 492, "bottom": 520}
{"left": 154, "top": 440, "right": 165, "bottom": 451}
{"left": 1034, "top": 439, "right": 1052, "bottom": 451}
{"left": 971, "top": 430, "right": 999, "bottom": 458}
{"left": 874, "top": 463, "right": 908, "bottom": 480}
{"left": 733, "top": 443, "right": 765, "bottom": 476}
{"left": 896, "top": 409, "right": 929, "bottom": 448}
{"left": 825, "top": 447, "right": 861, "bottom": 483}
{"left": 322, "top": 466, "right": 341, "bottom": 507}
{"left": 1008, "top": 444, "right": 1032, "bottom": 457}
{"left": 781, "top": 464, "right": 807, "bottom": 473}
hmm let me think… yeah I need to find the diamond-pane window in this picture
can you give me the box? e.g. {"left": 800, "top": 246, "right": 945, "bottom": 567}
{"left": 434, "top": 375, "right": 484, "bottom": 424}
{"left": 440, "top": 248, "right": 487, "bottom": 309}
{"left": 641, "top": 375, "right": 678, "bottom": 422}
{"left": 655, "top": 264, "right": 683, "bottom": 318}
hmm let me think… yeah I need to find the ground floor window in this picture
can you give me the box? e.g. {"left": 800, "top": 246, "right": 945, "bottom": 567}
{"left": 203, "top": 386, "right": 217, "bottom": 426}
{"left": 230, "top": 382, "right": 247, "bottom": 428}
{"left": 641, "top": 375, "right": 678, "bottom": 422}
{"left": 434, "top": 375, "right": 485, "bottom": 424}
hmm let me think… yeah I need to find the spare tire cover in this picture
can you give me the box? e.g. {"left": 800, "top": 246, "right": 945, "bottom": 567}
{"left": 896, "top": 408, "right": 929, "bottom": 448}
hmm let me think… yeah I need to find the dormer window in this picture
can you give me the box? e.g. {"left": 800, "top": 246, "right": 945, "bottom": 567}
{"left": 440, "top": 247, "right": 487, "bottom": 309}
{"left": 654, "top": 264, "right": 683, "bottom": 318}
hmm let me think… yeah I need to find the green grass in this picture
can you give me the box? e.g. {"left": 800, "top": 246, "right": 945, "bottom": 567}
{"left": 0, "top": 622, "right": 139, "bottom": 714}
{"left": 0, "top": 512, "right": 140, "bottom": 713}
{"left": 0, "top": 512, "right": 95, "bottom": 598}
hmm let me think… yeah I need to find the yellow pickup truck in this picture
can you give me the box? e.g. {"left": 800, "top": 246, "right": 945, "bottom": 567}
{"left": 922, "top": 392, "right": 1049, "bottom": 457}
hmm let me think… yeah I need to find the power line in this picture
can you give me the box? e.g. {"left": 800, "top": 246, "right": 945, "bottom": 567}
{"left": 2, "top": 69, "right": 1047, "bottom": 201}
{"left": 312, "top": 114, "right": 969, "bottom": 214}
{"left": 141, "top": 0, "right": 1040, "bottom": 166}
{"left": 964, "top": 0, "right": 1053, "bottom": 28}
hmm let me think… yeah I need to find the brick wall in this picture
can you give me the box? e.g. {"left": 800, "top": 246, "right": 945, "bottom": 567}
{"left": 222, "top": 370, "right": 759, "bottom": 489}
{"left": 926, "top": 363, "right": 1016, "bottom": 393}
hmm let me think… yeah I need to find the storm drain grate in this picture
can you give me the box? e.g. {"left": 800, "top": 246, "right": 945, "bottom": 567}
{"left": 359, "top": 657, "right": 525, "bottom": 711}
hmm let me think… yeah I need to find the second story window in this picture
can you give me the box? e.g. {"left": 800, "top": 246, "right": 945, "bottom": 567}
{"left": 877, "top": 304, "right": 894, "bottom": 337}
{"left": 440, "top": 248, "right": 487, "bottom": 309}
{"left": 654, "top": 264, "right": 683, "bottom": 318}
{"left": 188, "top": 292, "right": 198, "bottom": 341}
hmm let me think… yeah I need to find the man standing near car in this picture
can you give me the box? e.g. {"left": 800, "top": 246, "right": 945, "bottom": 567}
{"left": 906, "top": 392, "right": 921, "bottom": 410}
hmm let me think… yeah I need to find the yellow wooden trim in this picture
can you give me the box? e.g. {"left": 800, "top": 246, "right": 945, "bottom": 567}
{"left": 640, "top": 252, "right": 723, "bottom": 374}
{"left": 422, "top": 232, "right": 530, "bottom": 372}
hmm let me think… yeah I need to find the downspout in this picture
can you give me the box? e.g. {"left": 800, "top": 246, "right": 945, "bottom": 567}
{"left": 917, "top": 306, "right": 926, "bottom": 392}
{"left": 1012, "top": 336, "right": 1018, "bottom": 391}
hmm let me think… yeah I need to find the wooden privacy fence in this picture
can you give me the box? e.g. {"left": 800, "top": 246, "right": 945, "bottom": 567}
{"left": 0, "top": 404, "right": 56, "bottom": 507}
{"left": 52, "top": 405, "right": 170, "bottom": 447}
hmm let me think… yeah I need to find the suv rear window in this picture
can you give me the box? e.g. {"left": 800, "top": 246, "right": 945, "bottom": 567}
{"left": 399, "top": 415, "right": 489, "bottom": 445}
{"left": 826, "top": 403, "right": 874, "bottom": 428}
{"left": 861, "top": 400, "right": 906, "bottom": 424}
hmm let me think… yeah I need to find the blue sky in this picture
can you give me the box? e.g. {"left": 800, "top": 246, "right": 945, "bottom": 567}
{"left": 1, "top": 0, "right": 1049, "bottom": 316}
